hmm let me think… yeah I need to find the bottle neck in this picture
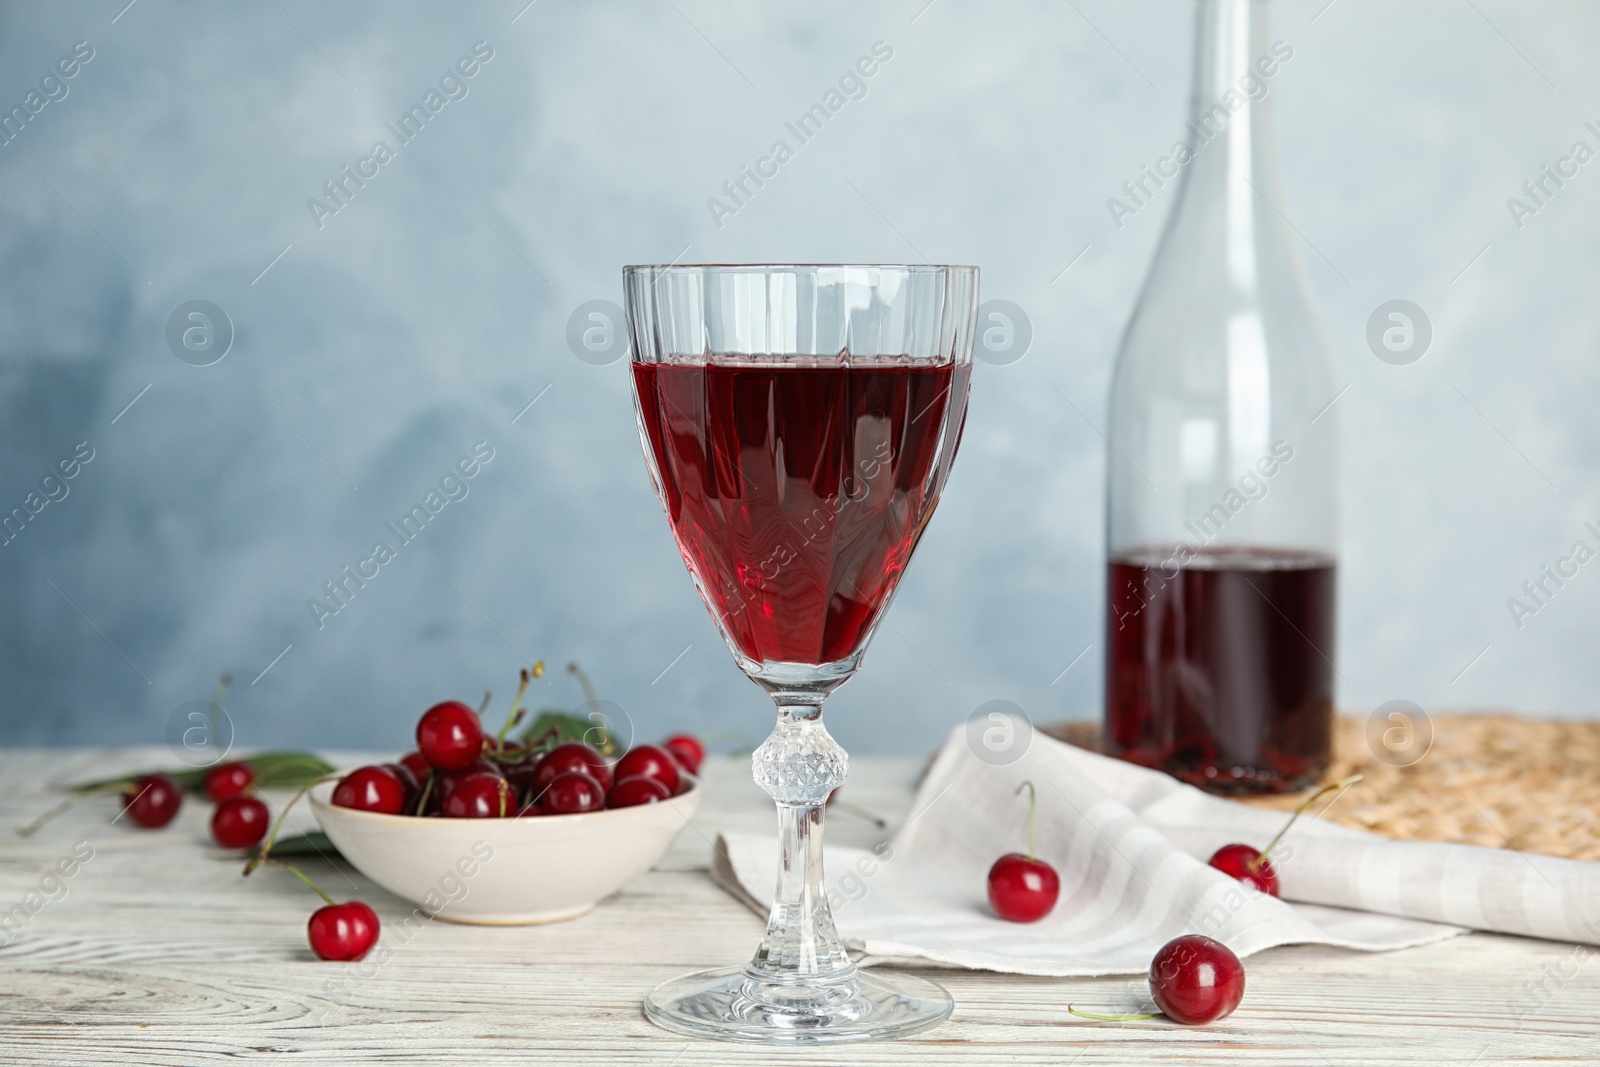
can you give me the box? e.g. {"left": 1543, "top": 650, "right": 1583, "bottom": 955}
{"left": 1170, "top": 0, "right": 1291, "bottom": 289}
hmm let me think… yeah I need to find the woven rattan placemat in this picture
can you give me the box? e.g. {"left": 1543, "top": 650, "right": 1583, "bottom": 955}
{"left": 1044, "top": 715, "right": 1600, "bottom": 862}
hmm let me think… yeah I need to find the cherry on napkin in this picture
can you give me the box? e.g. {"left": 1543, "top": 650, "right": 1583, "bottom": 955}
{"left": 711, "top": 716, "right": 1600, "bottom": 976}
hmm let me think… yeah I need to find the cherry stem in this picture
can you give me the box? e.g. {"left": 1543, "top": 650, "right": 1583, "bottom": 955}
{"left": 1068, "top": 1005, "right": 1160, "bottom": 1022}
{"left": 496, "top": 661, "right": 544, "bottom": 744}
{"left": 275, "top": 860, "right": 335, "bottom": 906}
{"left": 413, "top": 770, "right": 434, "bottom": 816}
{"left": 1016, "top": 780, "right": 1038, "bottom": 861}
{"left": 243, "top": 774, "right": 342, "bottom": 876}
{"left": 1250, "top": 773, "right": 1365, "bottom": 872}
{"left": 15, "top": 782, "right": 127, "bottom": 838}
{"left": 476, "top": 691, "right": 492, "bottom": 717}
{"left": 209, "top": 674, "right": 232, "bottom": 748}
{"left": 567, "top": 661, "right": 599, "bottom": 709}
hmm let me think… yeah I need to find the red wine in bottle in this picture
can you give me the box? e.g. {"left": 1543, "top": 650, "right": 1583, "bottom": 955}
{"left": 1103, "top": 0, "right": 1339, "bottom": 794}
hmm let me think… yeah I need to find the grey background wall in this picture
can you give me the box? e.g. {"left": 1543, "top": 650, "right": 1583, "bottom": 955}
{"left": 2, "top": 0, "right": 1596, "bottom": 756}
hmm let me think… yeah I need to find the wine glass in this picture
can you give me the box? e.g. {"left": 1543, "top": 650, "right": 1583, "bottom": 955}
{"left": 624, "top": 263, "right": 978, "bottom": 1043}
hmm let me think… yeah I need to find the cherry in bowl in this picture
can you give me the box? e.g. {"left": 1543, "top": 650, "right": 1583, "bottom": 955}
{"left": 612, "top": 745, "right": 680, "bottom": 796}
{"left": 539, "top": 771, "right": 606, "bottom": 815}
{"left": 662, "top": 734, "right": 704, "bottom": 775}
{"left": 415, "top": 700, "right": 485, "bottom": 772}
{"left": 441, "top": 771, "right": 514, "bottom": 819}
{"left": 533, "top": 742, "right": 613, "bottom": 795}
{"left": 332, "top": 765, "right": 409, "bottom": 815}
{"left": 609, "top": 775, "right": 672, "bottom": 809}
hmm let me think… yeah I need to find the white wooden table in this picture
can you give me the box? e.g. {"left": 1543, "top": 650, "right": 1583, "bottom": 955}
{"left": 2, "top": 747, "right": 1594, "bottom": 1065}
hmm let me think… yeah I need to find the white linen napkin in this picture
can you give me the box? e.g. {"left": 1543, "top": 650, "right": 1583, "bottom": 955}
{"left": 711, "top": 716, "right": 1600, "bottom": 976}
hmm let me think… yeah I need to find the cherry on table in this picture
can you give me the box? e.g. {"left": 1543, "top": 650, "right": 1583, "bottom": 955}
{"left": 416, "top": 700, "right": 485, "bottom": 772}
{"left": 662, "top": 734, "right": 704, "bottom": 775}
{"left": 211, "top": 794, "right": 270, "bottom": 849}
{"left": 308, "top": 901, "right": 380, "bottom": 961}
{"left": 441, "top": 770, "right": 514, "bottom": 818}
{"left": 539, "top": 771, "right": 606, "bottom": 815}
{"left": 987, "top": 781, "right": 1059, "bottom": 922}
{"left": 534, "top": 742, "right": 613, "bottom": 795}
{"left": 1206, "top": 775, "right": 1361, "bottom": 897}
{"left": 608, "top": 775, "right": 672, "bottom": 809}
{"left": 612, "top": 745, "right": 680, "bottom": 795}
{"left": 205, "top": 762, "right": 255, "bottom": 802}
{"left": 332, "top": 765, "right": 409, "bottom": 815}
{"left": 1149, "top": 934, "right": 1245, "bottom": 1024}
{"left": 1208, "top": 843, "right": 1279, "bottom": 896}
{"left": 988, "top": 853, "right": 1059, "bottom": 922}
{"left": 122, "top": 774, "right": 183, "bottom": 829}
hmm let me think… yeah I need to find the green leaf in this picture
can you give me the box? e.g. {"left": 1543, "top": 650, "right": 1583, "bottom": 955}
{"left": 266, "top": 831, "right": 344, "bottom": 860}
{"left": 247, "top": 752, "right": 339, "bottom": 789}
{"left": 517, "top": 708, "right": 618, "bottom": 756}
{"left": 69, "top": 750, "right": 336, "bottom": 794}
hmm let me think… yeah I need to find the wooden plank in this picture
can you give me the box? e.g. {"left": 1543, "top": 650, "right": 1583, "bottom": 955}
{"left": 0, "top": 747, "right": 1595, "bottom": 1065}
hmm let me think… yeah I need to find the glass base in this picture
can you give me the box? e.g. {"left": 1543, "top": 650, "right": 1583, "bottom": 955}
{"left": 643, "top": 966, "right": 953, "bottom": 1044}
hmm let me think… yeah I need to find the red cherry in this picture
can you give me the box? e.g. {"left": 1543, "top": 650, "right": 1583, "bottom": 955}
{"left": 985, "top": 780, "right": 1058, "bottom": 922}
{"left": 612, "top": 745, "right": 680, "bottom": 795}
{"left": 1205, "top": 775, "right": 1363, "bottom": 898}
{"left": 211, "top": 794, "right": 270, "bottom": 849}
{"left": 1208, "top": 843, "right": 1280, "bottom": 896}
{"left": 307, "top": 901, "right": 380, "bottom": 961}
{"left": 122, "top": 774, "right": 183, "bottom": 828}
{"left": 416, "top": 701, "right": 484, "bottom": 772}
{"left": 505, "top": 762, "right": 539, "bottom": 807}
{"left": 331, "top": 766, "right": 408, "bottom": 815}
{"left": 438, "top": 757, "right": 503, "bottom": 785}
{"left": 383, "top": 762, "right": 419, "bottom": 811}
{"left": 539, "top": 771, "right": 606, "bottom": 815}
{"left": 608, "top": 775, "right": 672, "bottom": 808}
{"left": 398, "top": 751, "right": 431, "bottom": 783}
{"left": 435, "top": 758, "right": 503, "bottom": 806}
{"left": 205, "top": 762, "right": 255, "bottom": 802}
{"left": 441, "top": 770, "right": 514, "bottom": 818}
{"left": 987, "top": 853, "right": 1060, "bottom": 922}
{"left": 533, "top": 742, "right": 613, "bottom": 796}
{"left": 662, "top": 734, "right": 704, "bottom": 775}
{"left": 1149, "top": 934, "right": 1246, "bottom": 1024}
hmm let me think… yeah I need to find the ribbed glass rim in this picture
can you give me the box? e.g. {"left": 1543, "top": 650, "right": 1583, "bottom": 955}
{"left": 622, "top": 263, "right": 980, "bottom": 275}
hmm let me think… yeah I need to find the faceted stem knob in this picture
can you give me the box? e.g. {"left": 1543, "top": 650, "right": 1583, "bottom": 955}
{"left": 752, "top": 705, "right": 848, "bottom": 806}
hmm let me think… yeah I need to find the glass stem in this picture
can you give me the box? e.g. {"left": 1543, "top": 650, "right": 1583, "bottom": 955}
{"left": 746, "top": 693, "right": 854, "bottom": 984}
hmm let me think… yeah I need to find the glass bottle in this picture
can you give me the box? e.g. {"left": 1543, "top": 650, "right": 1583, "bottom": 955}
{"left": 1103, "top": 0, "right": 1338, "bottom": 794}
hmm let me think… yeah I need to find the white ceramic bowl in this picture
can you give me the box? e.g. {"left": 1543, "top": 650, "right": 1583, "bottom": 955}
{"left": 309, "top": 777, "right": 701, "bottom": 924}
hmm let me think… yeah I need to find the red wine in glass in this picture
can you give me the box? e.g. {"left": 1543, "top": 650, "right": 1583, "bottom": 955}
{"left": 627, "top": 263, "right": 977, "bottom": 1044}
{"left": 1105, "top": 546, "right": 1335, "bottom": 794}
{"left": 633, "top": 359, "right": 969, "bottom": 668}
